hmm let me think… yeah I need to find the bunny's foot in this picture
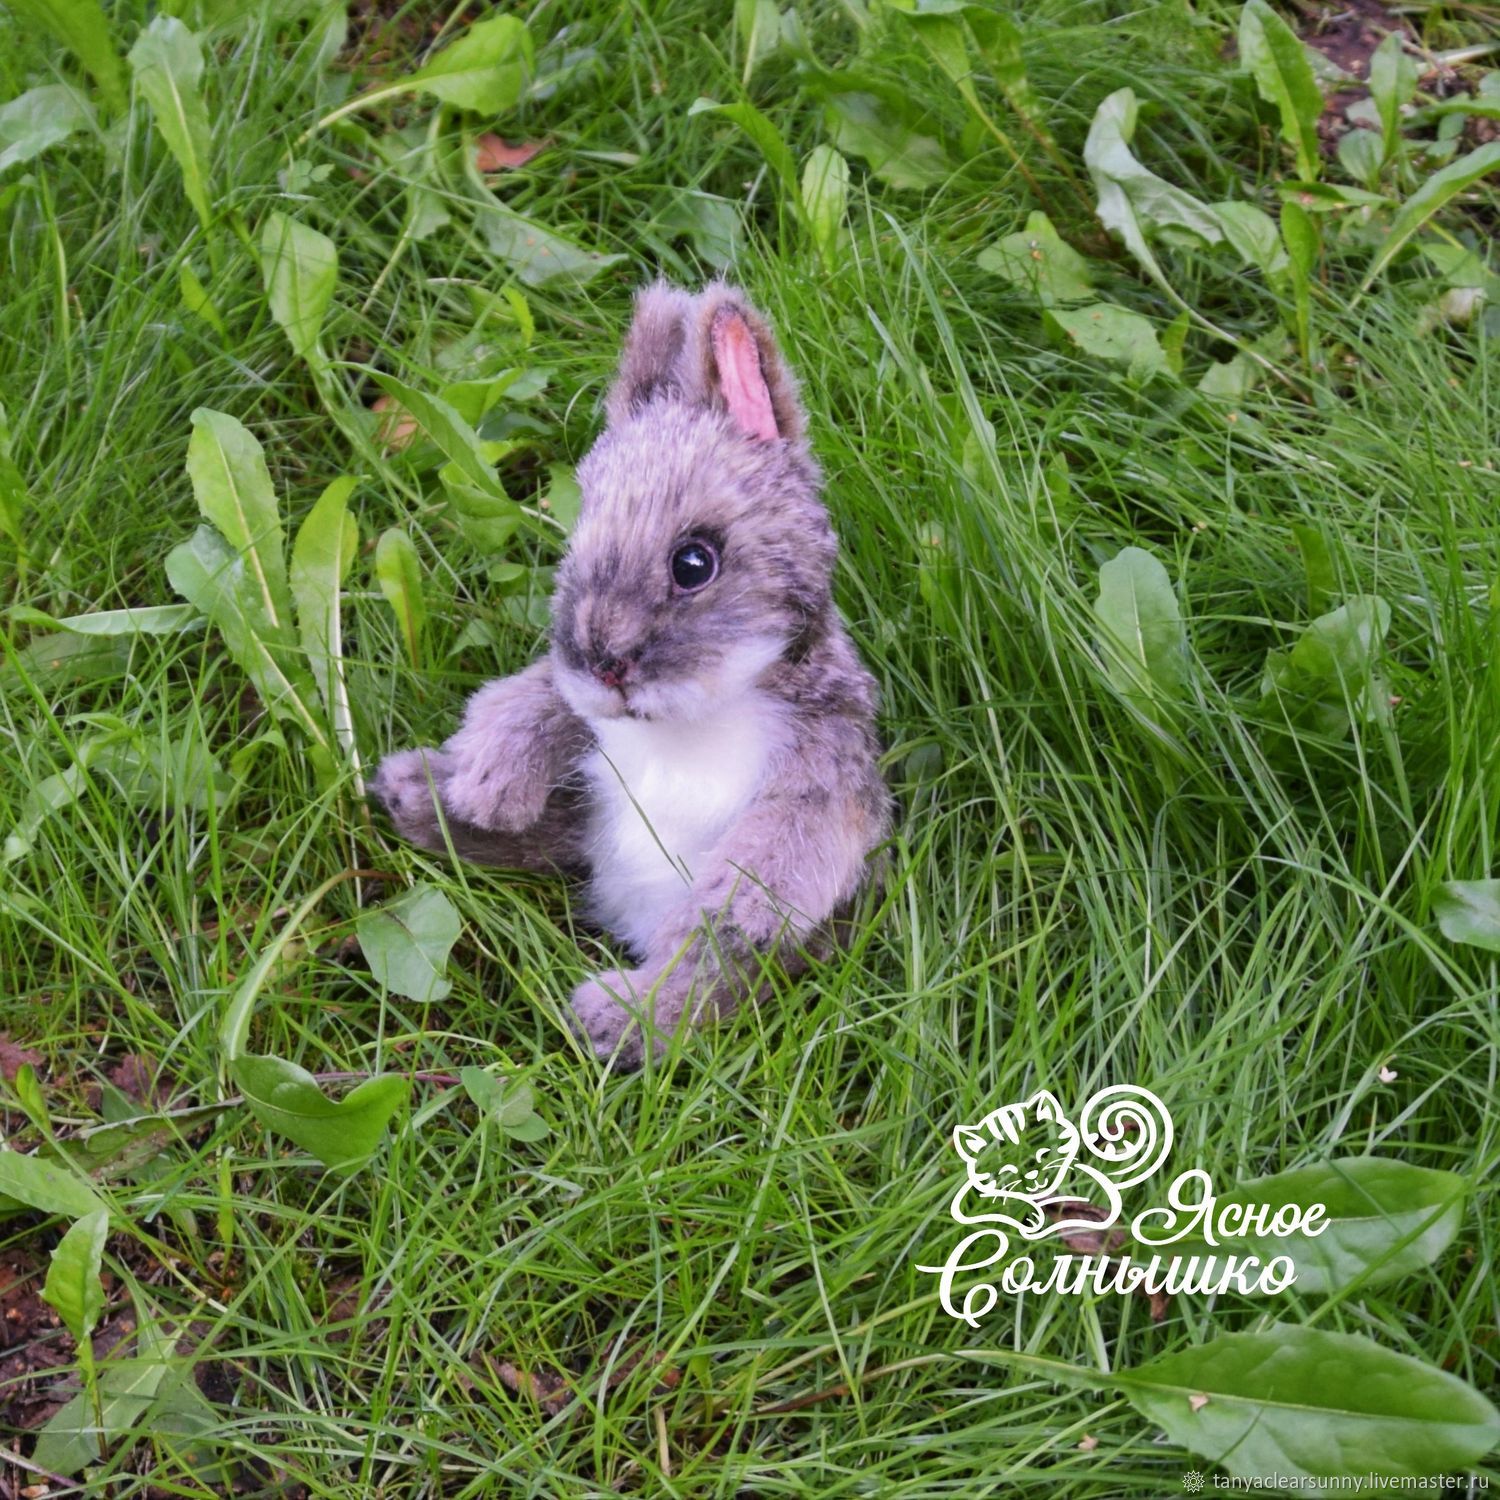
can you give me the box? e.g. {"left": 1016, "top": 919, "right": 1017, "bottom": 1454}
{"left": 369, "top": 747, "right": 456, "bottom": 847}
{"left": 569, "top": 969, "right": 652, "bottom": 1067}
{"left": 370, "top": 745, "right": 585, "bottom": 872}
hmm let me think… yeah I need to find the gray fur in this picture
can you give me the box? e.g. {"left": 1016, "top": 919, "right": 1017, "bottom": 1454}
{"left": 371, "top": 280, "right": 891, "bottom": 1066}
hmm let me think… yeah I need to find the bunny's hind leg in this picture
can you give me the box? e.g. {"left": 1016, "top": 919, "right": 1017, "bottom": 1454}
{"left": 570, "top": 771, "right": 889, "bottom": 1066}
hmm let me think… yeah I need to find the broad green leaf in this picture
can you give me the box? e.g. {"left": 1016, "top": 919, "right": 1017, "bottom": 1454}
{"left": 0, "top": 84, "right": 93, "bottom": 173}
{"left": 1239, "top": 0, "right": 1323, "bottom": 181}
{"left": 822, "top": 91, "right": 952, "bottom": 191}
{"left": 1196, "top": 350, "right": 1259, "bottom": 402}
{"left": 308, "top": 15, "right": 532, "bottom": 135}
{"left": 6, "top": 632, "right": 126, "bottom": 688}
{"left": 3, "top": 0, "right": 127, "bottom": 113}
{"left": 0, "top": 400, "right": 27, "bottom": 549}
{"left": 3, "top": 730, "right": 133, "bottom": 859}
{"left": 260, "top": 212, "right": 338, "bottom": 362}
{"left": 406, "top": 14, "right": 533, "bottom": 113}
{"left": 67, "top": 1104, "right": 227, "bottom": 1182}
{"left": 374, "top": 527, "right": 426, "bottom": 669}
{"left": 1084, "top": 89, "right": 1222, "bottom": 287}
{"left": 128, "top": 16, "right": 214, "bottom": 234}
{"left": 219, "top": 871, "right": 352, "bottom": 1061}
{"left": 1337, "top": 126, "right": 1384, "bottom": 189}
{"left": 166, "top": 526, "right": 329, "bottom": 751}
{"left": 440, "top": 366, "right": 549, "bottom": 422}
{"left": 1274, "top": 179, "right": 1390, "bottom": 211}
{"left": 978, "top": 210, "right": 1094, "bottom": 305}
{"left": 289, "top": 475, "right": 358, "bottom": 754}
{"left": 1094, "top": 546, "right": 1188, "bottom": 707}
{"left": 42, "top": 1209, "right": 109, "bottom": 1344}
{"left": 461, "top": 1065, "right": 501, "bottom": 1112}
{"left": 141, "top": 1366, "right": 236, "bottom": 1489}
{"left": 438, "top": 465, "right": 523, "bottom": 553}
{"left": 1361, "top": 142, "right": 1500, "bottom": 292}
{"left": 496, "top": 1082, "right": 538, "bottom": 1130}
{"left": 1280, "top": 201, "right": 1318, "bottom": 278}
{"left": 1261, "top": 595, "right": 1391, "bottom": 736}
{"left": 898, "top": 2, "right": 1066, "bottom": 163}
{"left": 185, "top": 408, "right": 294, "bottom": 642}
{"left": 1420, "top": 242, "right": 1497, "bottom": 292}
{"left": 1291, "top": 522, "right": 1336, "bottom": 615}
{"left": 657, "top": 191, "right": 743, "bottom": 271}
{"left": 1160, "top": 309, "right": 1189, "bottom": 375}
{"left": 1368, "top": 31, "right": 1418, "bottom": 161}
{"left": 801, "top": 144, "right": 848, "bottom": 267}
{"left": 10, "top": 1063, "right": 50, "bottom": 1135}
{"left": 169, "top": 0, "right": 331, "bottom": 33}
{"left": 1419, "top": 95, "right": 1500, "bottom": 123}
{"left": 231, "top": 1054, "right": 408, "bottom": 1171}
{"left": 475, "top": 199, "right": 625, "bottom": 289}
{"left": 1434, "top": 880, "right": 1500, "bottom": 953}
{"left": 542, "top": 463, "right": 582, "bottom": 532}
{"left": 461, "top": 1067, "right": 549, "bottom": 1140}
{"left": 9, "top": 603, "right": 201, "bottom": 635}
{"left": 367, "top": 373, "right": 496, "bottom": 491}
{"left": 32, "top": 1324, "right": 173, "bottom": 1475}
{"left": 0, "top": 1148, "right": 105, "bottom": 1218}
{"left": 688, "top": 97, "right": 799, "bottom": 199}
{"left": 1046, "top": 303, "right": 1167, "bottom": 385}
{"left": 1280, "top": 199, "right": 1317, "bottom": 360}
{"left": 366, "top": 120, "right": 451, "bottom": 243}
{"left": 736, "top": 0, "right": 785, "bottom": 77}
{"left": 4, "top": 731, "right": 228, "bottom": 860}
{"left": 1209, "top": 201, "right": 1289, "bottom": 281}
{"left": 356, "top": 883, "right": 460, "bottom": 1003}
{"left": 6, "top": 761, "right": 87, "bottom": 861}
{"left": 967, "top": 11, "right": 1047, "bottom": 133}
{"left": 1150, "top": 1158, "right": 1466, "bottom": 1294}
{"left": 91, "top": 737, "right": 227, "bottom": 813}
{"left": 1120, "top": 1324, "right": 1500, "bottom": 1484}
{"left": 896, "top": 12, "right": 970, "bottom": 87}
{"left": 178, "top": 261, "right": 225, "bottom": 336}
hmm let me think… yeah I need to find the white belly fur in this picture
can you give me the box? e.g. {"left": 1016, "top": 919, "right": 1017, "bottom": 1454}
{"left": 583, "top": 693, "right": 778, "bottom": 956}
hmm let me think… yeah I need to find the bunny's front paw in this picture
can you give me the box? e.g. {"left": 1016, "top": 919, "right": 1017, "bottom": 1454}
{"left": 440, "top": 758, "right": 551, "bottom": 834}
{"left": 569, "top": 969, "right": 653, "bottom": 1068}
{"left": 369, "top": 748, "right": 456, "bottom": 845}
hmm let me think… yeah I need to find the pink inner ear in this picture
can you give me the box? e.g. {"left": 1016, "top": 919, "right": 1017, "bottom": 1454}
{"left": 711, "top": 310, "right": 779, "bottom": 441}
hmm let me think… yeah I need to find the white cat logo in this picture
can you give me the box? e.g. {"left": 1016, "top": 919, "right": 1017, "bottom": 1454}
{"left": 925, "top": 1084, "right": 1322, "bottom": 1322}
{"left": 949, "top": 1085, "right": 1174, "bottom": 1239}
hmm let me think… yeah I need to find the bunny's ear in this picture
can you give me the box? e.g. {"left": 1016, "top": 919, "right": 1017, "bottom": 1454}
{"left": 688, "top": 283, "right": 806, "bottom": 443}
{"left": 604, "top": 280, "right": 694, "bottom": 427}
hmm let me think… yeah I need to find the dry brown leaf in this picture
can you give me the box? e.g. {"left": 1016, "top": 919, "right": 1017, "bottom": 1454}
{"left": 493, "top": 1358, "right": 573, "bottom": 1416}
{"left": 475, "top": 135, "right": 546, "bottom": 172}
{"left": 372, "top": 394, "right": 418, "bottom": 452}
{"left": 487, "top": 1339, "right": 680, "bottom": 1420}
{"left": 0, "top": 1036, "right": 43, "bottom": 1083}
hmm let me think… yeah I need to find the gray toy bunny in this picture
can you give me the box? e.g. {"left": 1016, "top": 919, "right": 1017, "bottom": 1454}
{"left": 371, "top": 281, "right": 890, "bottom": 1065}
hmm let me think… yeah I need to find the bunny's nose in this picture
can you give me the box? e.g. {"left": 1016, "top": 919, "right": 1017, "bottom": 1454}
{"left": 592, "top": 654, "right": 632, "bottom": 690}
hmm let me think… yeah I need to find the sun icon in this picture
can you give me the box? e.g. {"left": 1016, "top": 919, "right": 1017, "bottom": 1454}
{"left": 1182, "top": 1473, "right": 1206, "bottom": 1495}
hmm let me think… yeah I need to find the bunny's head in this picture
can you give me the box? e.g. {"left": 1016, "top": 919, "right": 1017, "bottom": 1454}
{"left": 549, "top": 281, "right": 835, "bottom": 724}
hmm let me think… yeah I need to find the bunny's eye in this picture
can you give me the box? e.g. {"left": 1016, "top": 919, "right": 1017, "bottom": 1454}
{"left": 671, "top": 538, "right": 719, "bottom": 592}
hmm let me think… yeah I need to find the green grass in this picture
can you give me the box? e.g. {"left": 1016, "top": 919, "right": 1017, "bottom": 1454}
{"left": 1, "top": 0, "right": 1498, "bottom": 1494}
